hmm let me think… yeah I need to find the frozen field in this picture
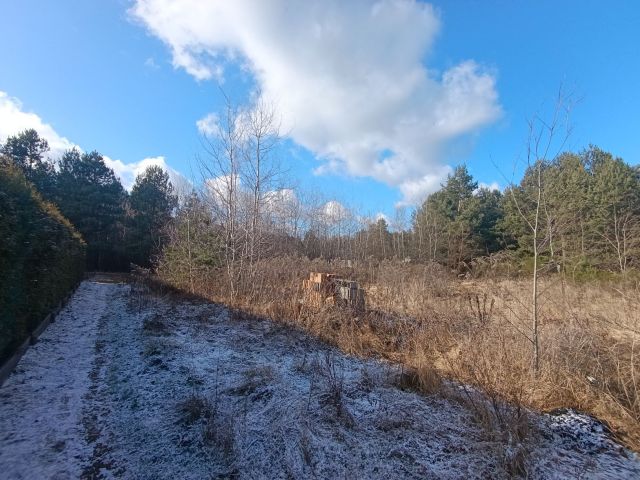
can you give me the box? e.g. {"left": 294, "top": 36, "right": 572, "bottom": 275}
{"left": 0, "top": 279, "right": 638, "bottom": 479}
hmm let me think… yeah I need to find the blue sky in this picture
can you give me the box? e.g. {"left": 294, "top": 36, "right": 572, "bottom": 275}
{"left": 1, "top": 1, "right": 638, "bottom": 219}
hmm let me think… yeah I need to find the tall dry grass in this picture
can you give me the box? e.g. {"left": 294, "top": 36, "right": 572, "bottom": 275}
{"left": 154, "top": 256, "right": 640, "bottom": 451}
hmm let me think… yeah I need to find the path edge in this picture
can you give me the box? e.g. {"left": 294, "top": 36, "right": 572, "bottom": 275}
{"left": 0, "top": 281, "right": 83, "bottom": 387}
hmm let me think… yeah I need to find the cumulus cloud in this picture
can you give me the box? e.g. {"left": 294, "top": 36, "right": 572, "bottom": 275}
{"left": 264, "top": 188, "right": 297, "bottom": 211}
{"left": 0, "top": 90, "right": 190, "bottom": 192}
{"left": 477, "top": 181, "right": 501, "bottom": 192}
{"left": 202, "top": 174, "right": 240, "bottom": 210}
{"left": 131, "top": 0, "right": 502, "bottom": 205}
{"left": 264, "top": 188, "right": 301, "bottom": 234}
{"left": 104, "top": 155, "right": 190, "bottom": 192}
{"left": 0, "top": 91, "right": 77, "bottom": 159}
{"left": 322, "top": 200, "right": 349, "bottom": 222}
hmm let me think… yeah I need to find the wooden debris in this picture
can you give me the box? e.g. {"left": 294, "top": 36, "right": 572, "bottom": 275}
{"left": 301, "top": 272, "right": 365, "bottom": 310}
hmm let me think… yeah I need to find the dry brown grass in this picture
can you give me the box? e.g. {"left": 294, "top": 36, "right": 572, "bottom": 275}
{"left": 155, "top": 255, "right": 640, "bottom": 451}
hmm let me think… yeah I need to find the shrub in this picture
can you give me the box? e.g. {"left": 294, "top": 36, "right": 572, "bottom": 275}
{"left": 0, "top": 158, "right": 85, "bottom": 363}
{"left": 151, "top": 252, "right": 640, "bottom": 450}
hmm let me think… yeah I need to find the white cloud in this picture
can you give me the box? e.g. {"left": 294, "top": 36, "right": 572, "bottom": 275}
{"left": 203, "top": 174, "right": 239, "bottom": 209}
{"left": 131, "top": 0, "right": 502, "bottom": 205}
{"left": 264, "top": 188, "right": 297, "bottom": 211}
{"left": 104, "top": 155, "right": 190, "bottom": 192}
{"left": 0, "top": 90, "right": 190, "bottom": 192}
{"left": 375, "top": 212, "right": 389, "bottom": 223}
{"left": 477, "top": 181, "right": 501, "bottom": 192}
{"left": 196, "top": 113, "right": 220, "bottom": 136}
{"left": 264, "top": 188, "right": 301, "bottom": 234}
{"left": 322, "top": 200, "right": 349, "bottom": 222}
{"left": 0, "top": 91, "right": 77, "bottom": 159}
{"left": 396, "top": 165, "right": 453, "bottom": 206}
{"left": 204, "top": 180, "right": 298, "bottom": 217}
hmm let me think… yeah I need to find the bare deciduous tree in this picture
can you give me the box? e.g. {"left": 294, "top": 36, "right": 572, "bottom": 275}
{"left": 199, "top": 93, "right": 284, "bottom": 298}
{"left": 507, "top": 89, "right": 574, "bottom": 372}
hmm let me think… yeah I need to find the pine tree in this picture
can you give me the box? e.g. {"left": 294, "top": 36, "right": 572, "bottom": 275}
{"left": 55, "top": 149, "right": 127, "bottom": 270}
{"left": 157, "top": 193, "right": 222, "bottom": 293}
{"left": 1, "top": 129, "right": 56, "bottom": 199}
{"left": 127, "top": 166, "right": 177, "bottom": 266}
{"left": 587, "top": 147, "right": 640, "bottom": 272}
{"left": 412, "top": 166, "right": 504, "bottom": 268}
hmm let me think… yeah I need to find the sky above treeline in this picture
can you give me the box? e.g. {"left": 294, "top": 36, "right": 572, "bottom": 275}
{"left": 1, "top": 0, "right": 638, "bottom": 219}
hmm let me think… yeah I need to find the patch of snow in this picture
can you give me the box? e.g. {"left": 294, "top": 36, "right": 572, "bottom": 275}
{"left": 1, "top": 280, "right": 639, "bottom": 479}
{"left": 0, "top": 282, "right": 110, "bottom": 479}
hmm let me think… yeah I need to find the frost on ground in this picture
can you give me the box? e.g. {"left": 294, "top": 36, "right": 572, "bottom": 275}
{"left": 1, "top": 280, "right": 639, "bottom": 479}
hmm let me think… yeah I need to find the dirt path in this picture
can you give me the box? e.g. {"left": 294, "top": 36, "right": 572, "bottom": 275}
{"left": 1, "top": 280, "right": 639, "bottom": 479}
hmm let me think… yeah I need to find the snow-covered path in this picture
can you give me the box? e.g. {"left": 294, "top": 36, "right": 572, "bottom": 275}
{"left": 1, "top": 279, "right": 639, "bottom": 479}
{"left": 0, "top": 281, "right": 111, "bottom": 479}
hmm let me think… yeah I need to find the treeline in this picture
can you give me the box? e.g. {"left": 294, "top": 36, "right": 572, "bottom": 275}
{"left": 1, "top": 129, "right": 177, "bottom": 271}
{"left": 413, "top": 146, "right": 640, "bottom": 275}
{"left": 161, "top": 149, "right": 639, "bottom": 285}
{"left": 3, "top": 124, "right": 638, "bottom": 282}
{"left": 0, "top": 157, "right": 85, "bottom": 362}
{"left": 297, "top": 147, "right": 640, "bottom": 276}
